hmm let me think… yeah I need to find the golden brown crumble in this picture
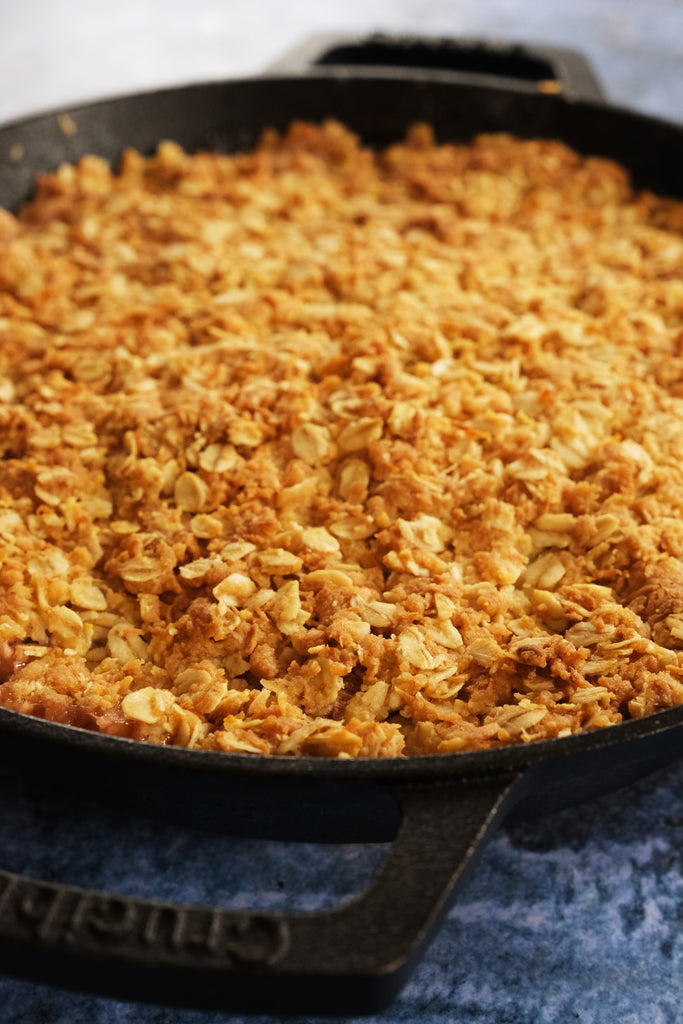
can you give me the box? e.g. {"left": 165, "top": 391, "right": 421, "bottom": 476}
{"left": 1, "top": 120, "right": 683, "bottom": 757}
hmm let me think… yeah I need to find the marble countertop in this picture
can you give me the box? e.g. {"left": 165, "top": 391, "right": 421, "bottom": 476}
{"left": 1, "top": 1, "right": 682, "bottom": 1022}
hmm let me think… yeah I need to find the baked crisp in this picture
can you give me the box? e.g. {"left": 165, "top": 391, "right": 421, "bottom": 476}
{"left": 1, "top": 120, "right": 683, "bottom": 757}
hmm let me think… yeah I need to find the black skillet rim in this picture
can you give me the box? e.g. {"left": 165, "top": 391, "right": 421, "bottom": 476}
{"left": 2, "top": 701, "right": 682, "bottom": 785}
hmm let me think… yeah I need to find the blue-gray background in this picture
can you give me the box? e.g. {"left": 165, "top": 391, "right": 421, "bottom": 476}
{"left": 1, "top": 1, "right": 682, "bottom": 1021}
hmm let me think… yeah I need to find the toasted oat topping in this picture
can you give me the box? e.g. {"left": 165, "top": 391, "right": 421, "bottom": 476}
{"left": 1, "top": 120, "right": 683, "bottom": 756}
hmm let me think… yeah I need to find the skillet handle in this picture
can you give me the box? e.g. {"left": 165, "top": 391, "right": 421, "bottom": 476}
{"left": 0, "top": 771, "right": 523, "bottom": 1016}
{"left": 267, "top": 33, "right": 606, "bottom": 101}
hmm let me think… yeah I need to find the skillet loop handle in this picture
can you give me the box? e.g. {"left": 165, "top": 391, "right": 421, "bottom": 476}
{"left": 267, "top": 33, "right": 606, "bottom": 101}
{"left": 0, "top": 772, "right": 523, "bottom": 1015}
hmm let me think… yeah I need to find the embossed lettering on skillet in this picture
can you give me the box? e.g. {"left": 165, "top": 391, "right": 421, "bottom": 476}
{"left": 0, "top": 872, "right": 290, "bottom": 965}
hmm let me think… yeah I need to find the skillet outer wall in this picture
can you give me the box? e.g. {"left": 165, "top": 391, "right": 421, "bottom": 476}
{"left": 1, "top": 704, "right": 683, "bottom": 843}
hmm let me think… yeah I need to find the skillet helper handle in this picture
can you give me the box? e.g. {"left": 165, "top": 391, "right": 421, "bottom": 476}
{"left": 0, "top": 772, "right": 522, "bottom": 1016}
{"left": 267, "top": 33, "right": 606, "bottom": 102}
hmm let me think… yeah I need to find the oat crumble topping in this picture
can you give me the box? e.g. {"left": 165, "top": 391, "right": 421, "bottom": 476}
{"left": 1, "top": 120, "right": 683, "bottom": 757}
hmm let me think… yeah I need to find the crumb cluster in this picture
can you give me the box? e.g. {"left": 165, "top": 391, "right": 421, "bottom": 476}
{"left": 1, "top": 120, "right": 683, "bottom": 757}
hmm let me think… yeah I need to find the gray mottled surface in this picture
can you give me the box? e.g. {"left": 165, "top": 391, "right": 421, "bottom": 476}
{"left": 0, "top": 1, "right": 682, "bottom": 1021}
{"left": 2, "top": 758, "right": 683, "bottom": 1023}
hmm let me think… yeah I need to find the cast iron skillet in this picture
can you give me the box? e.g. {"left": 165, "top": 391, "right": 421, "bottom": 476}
{"left": 0, "top": 35, "right": 682, "bottom": 1017}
